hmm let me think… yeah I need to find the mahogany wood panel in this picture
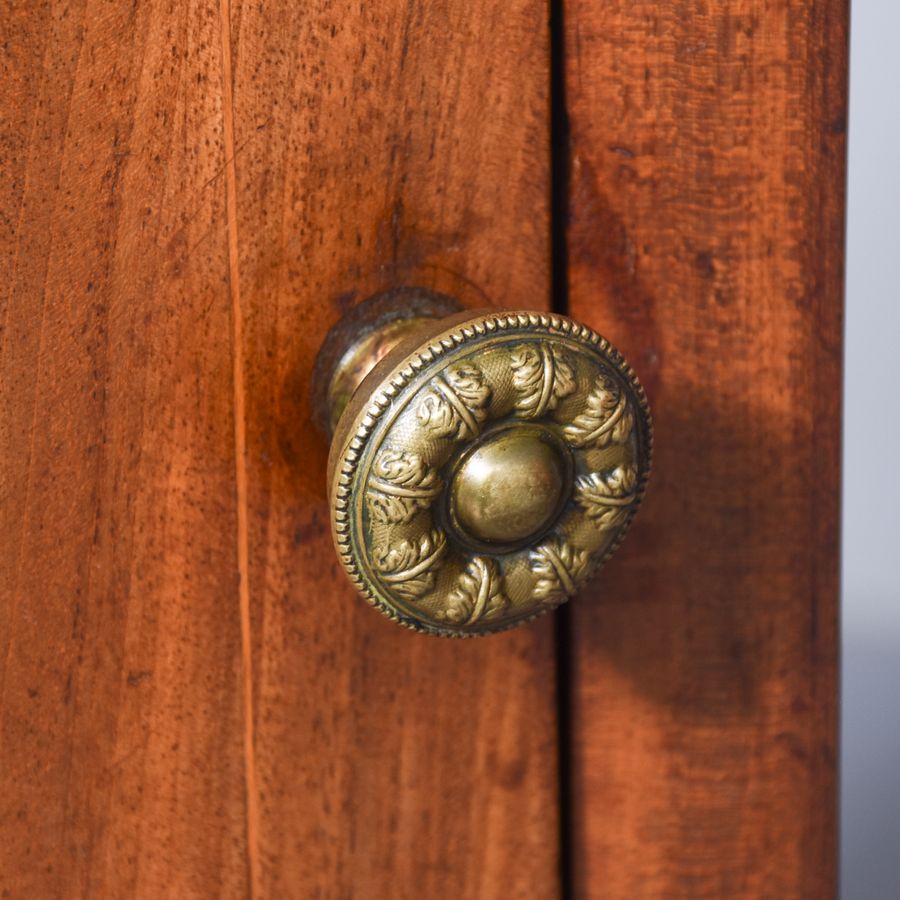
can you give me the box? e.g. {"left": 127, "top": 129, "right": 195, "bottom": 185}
{"left": 562, "top": 2, "right": 846, "bottom": 897}
{"left": 225, "top": 1, "right": 559, "bottom": 897}
{"left": 0, "top": 1, "right": 249, "bottom": 897}
{"left": 2, "top": 1, "right": 560, "bottom": 897}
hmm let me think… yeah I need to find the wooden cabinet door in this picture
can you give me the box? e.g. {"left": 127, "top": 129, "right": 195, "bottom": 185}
{"left": 561, "top": 4, "right": 846, "bottom": 896}
{"left": 0, "top": 2, "right": 845, "bottom": 898}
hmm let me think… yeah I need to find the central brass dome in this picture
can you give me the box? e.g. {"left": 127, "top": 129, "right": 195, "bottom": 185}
{"left": 449, "top": 425, "right": 571, "bottom": 547}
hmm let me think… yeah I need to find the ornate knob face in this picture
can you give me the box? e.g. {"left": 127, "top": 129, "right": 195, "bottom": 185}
{"left": 317, "top": 290, "right": 652, "bottom": 637}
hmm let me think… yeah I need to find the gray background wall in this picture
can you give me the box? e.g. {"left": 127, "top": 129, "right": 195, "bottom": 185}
{"left": 841, "top": 1, "right": 900, "bottom": 896}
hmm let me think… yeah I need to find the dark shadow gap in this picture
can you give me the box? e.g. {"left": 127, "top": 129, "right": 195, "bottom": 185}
{"left": 550, "top": 0, "right": 574, "bottom": 897}
{"left": 550, "top": 1, "right": 570, "bottom": 319}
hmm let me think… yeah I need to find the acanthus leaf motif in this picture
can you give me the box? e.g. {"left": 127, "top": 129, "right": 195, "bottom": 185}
{"left": 365, "top": 449, "right": 442, "bottom": 525}
{"left": 574, "top": 464, "right": 638, "bottom": 531}
{"left": 438, "top": 557, "right": 509, "bottom": 626}
{"left": 510, "top": 344, "right": 576, "bottom": 419}
{"left": 416, "top": 363, "right": 491, "bottom": 440}
{"left": 373, "top": 529, "right": 447, "bottom": 601}
{"left": 529, "top": 538, "right": 591, "bottom": 607}
{"left": 563, "top": 373, "right": 634, "bottom": 449}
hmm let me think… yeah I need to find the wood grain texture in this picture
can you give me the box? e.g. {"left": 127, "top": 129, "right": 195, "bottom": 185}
{"left": 225, "top": 1, "right": 559, "bottom": 897}
{"left": 1, "top": 1, "right": 559, "bottom": 898}
{"left": 562, "top": 2, "right": 846, "bottom": 897}
{"left": 0, "top": 2, "right": 248, "bottom": 896}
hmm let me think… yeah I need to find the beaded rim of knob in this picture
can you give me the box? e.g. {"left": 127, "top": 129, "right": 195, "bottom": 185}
{"left": 327, "top": 308, "right": 653, "bottom": 637}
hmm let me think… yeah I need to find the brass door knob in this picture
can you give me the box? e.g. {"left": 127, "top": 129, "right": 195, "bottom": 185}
{"left": 313, "top": 289, "right": 652, "bottom": 636}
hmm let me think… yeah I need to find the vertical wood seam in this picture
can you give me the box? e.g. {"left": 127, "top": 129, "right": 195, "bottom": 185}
{"left": 218, "top": 2, "right": 260, "bottom": 896}
{"left": 550, "top": 0, "right": 573, "bottom": 894}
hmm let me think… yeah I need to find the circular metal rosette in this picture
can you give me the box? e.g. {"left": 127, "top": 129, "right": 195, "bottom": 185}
{"left": 327, "top": 310, "right": 653, "bottom": 637}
